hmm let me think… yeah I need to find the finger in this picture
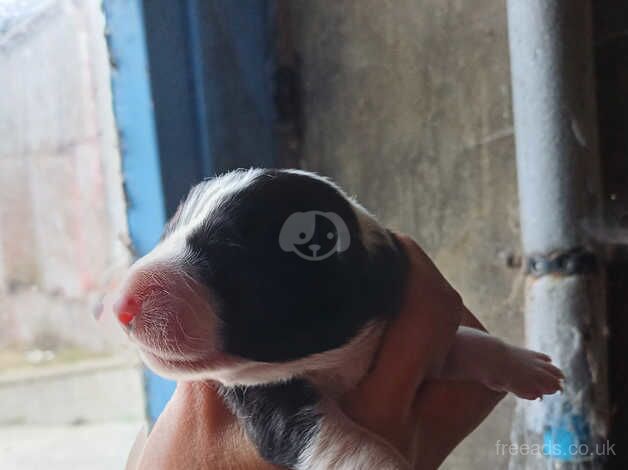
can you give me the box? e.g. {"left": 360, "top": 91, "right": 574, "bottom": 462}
{"left": 359, "top": 234, "right": 463, "bottom": 414}
{"left": 411, "top": 380, "right": 505, "bottom": 470}
{"left": 534, "top": 368, "right": 563, "bottom": 394}
{"left": 125, "top": 424, "right": 148, "bottom": 470}
{"left": 534, "top": 352, "right": 552, "bottom": 362}
{"left": 539, "top": 361, "right": 565, "bottom": 380}
{"left": 459, "top": 304, "right": 488, "bottom": 332}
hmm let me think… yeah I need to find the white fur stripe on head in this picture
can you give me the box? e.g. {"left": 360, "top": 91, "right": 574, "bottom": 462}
{"left": 168, "top": 168, "right": 264, "bottom": 239}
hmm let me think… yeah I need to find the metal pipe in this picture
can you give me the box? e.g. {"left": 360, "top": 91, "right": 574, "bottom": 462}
{"left": 507, "top": 1, "right": 609, "bottom": 468}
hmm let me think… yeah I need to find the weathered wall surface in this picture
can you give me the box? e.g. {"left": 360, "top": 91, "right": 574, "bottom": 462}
{"left": 291, "top": 1, "right": 522, "bottom": 468}
{"left": 0, "top": 0, "right": 130, "bottom": 353}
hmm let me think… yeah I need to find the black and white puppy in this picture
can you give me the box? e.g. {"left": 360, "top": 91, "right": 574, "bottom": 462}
{"left": 114, "top": 169, "right": 563, "bottom": 469}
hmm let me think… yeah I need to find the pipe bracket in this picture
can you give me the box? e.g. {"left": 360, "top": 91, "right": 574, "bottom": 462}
{"left": 525, "top": 247, "right": 599, "bottom": 278}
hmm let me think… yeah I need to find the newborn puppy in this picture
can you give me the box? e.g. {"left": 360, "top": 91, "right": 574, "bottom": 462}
{"left": 114, "top": 169, "right": 563, "bottom": 470}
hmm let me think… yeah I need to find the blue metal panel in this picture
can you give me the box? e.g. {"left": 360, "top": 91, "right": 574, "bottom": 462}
{"left": 103, "top": 0, "right": 166, "bottom": 257}
{"left": 140, "top": 0, "right": 206, "bottom": 215}
{"left": 105, "top": 0, "right": 279, "bottom": 422}
{"left": 143, "top": 370, "right": 177, "bottom": 424}
{"left": 141, "top": 0, "right": 277, "bottom": 215}
{"left": 183, "top": 0, "right": 277, "bottom": 173}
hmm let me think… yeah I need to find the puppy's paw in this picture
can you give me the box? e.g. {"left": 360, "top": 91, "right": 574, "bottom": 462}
{"left": 485, "top": 345, "right": 565, "bottom": 400}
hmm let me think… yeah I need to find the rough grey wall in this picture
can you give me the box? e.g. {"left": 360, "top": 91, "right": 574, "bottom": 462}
{"left": 290, "top": 1, "right": 522, "bottom": 468}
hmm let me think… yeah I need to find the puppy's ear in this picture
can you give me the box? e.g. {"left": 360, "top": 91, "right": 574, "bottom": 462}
{"left": 324, "top": 212, "right": 351, "bottom": 253}
{"left": 279, "top": 212, "right": 316, "bottom": 252}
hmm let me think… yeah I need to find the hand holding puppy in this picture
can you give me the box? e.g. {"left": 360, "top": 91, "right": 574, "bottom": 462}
{"left": 131, "top": 234, "right": 504, "bottom": 470}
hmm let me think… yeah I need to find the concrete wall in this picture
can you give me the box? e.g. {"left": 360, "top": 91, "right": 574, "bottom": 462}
{"left": 0, "top": 0, "right": 130, "bottom": 353}
{"left": 290, "top": 1, "right": 522, "bottom": 468}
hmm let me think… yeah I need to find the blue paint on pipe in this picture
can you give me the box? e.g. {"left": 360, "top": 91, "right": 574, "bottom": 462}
{"left": 542, "top": 400, "right": 593, "bottom": 461}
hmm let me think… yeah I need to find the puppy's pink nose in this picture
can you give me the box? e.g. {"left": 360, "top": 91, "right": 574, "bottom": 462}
{"left": 114, "top": 296, "right": 141, "bottom": 327}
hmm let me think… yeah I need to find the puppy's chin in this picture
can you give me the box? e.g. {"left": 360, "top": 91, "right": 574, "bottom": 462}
{"left": 150, "top": 322, "right": 385, "bottom": 390}
{"left": 136, "top": 345, "right": 290, "bottom": 385}
{"left": 138, "top": 347, "right": 240, "bottom": 382}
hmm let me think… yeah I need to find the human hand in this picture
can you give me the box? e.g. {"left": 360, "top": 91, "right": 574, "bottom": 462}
{"left": 341, "top": 234, "right": 465, "bottom": 462}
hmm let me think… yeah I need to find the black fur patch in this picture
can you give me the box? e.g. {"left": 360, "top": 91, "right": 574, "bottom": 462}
{"left": 182, "top": 169, "right": 408, "bottom": 362}
{"left": 220, "top": 379, "right": 322, "bottom": 468}
{"left": 166, "top": 170, "right": 410, "bottom": 468}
